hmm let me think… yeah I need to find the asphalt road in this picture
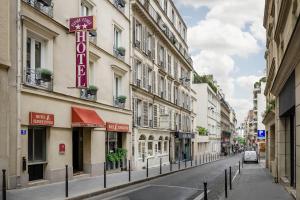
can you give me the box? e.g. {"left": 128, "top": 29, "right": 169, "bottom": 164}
{"left": 87, "top": 155, "right": 242, "bottom": 200}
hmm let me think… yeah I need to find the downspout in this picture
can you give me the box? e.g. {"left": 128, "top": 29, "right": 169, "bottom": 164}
{"left": 16, "top": 0, "right": 22, "bottom": 184}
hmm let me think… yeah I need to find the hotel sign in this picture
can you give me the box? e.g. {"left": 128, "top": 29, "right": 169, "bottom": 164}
{"left": 106, "top": 122, "right": 129, "bottom": 132}
{"left": 69, "top": 16, "right": 96, "bottom": 88}
{"left": 29, "top": 112, "right": 54, "bottom": 126}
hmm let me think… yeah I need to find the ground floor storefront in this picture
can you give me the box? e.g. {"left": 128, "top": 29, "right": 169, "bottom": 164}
{"left": 16, "top": 94, "right": 131, "bottom": 188}
{"left": 133, "top": 128, "right": 170, "bottom": 170}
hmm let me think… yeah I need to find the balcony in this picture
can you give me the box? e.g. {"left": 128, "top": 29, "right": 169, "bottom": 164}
{"left": 133, "top": 0, "right": 193, "bottom": 67}
{"left": 24, "top": 68, "right": 53, "bottom": 90}
{"left": 113, "top": 46, "right": 125, "bottom": 61}
{"left": 113, "top": 0, "right": 126, "bottom": 13}
{"left": 24, "top": 0, "right": 53, "bottom": 17}
{"left": 113, "top": 96, "right": 126, "bottom": 109}
{"left": 80, "top": 88, "right": 97, "bottom": 101}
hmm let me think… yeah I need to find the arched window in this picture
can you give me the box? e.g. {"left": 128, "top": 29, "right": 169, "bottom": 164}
{"left": 138, "top": 135, "right": 146, "bottom": 159}
{"left": 148, "top": 135, "right": 154, "bottom": 156}
{"left": 158, "top": 136, "right": 163, "bottom": 154}
{"left": 164, "top": 136, "right": 169, "bottom": 153}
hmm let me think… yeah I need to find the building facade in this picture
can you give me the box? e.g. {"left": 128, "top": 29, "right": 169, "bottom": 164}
{"left": 192, "top": 83, "right": 221, "bottom": 155}
{"left": 220, "top": 98, "right": 232, "bottom": 155}
{"left": 3, "top": 0, "right": 133, "bottom": 189}
{"left": 264, "top": 0, "right": 300, "bottom": 197}
{"left": 130, "top": 0, "right": 194, "bottom": 169}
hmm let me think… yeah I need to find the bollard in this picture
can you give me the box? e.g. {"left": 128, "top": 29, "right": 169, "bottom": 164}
{"left": 204, "top": 181, "right": 208, "bottom": 200}
{"left": 178, "top": 159, "right": 181, "bottom": 170}
{"left": 160, "top": 158, "right": 162, "bottom": 175}
{"left": 170, "top": 161, "right": 172, "bottom": 172}
{"left": 2, "top": 169, "right": 6, "bottom": 200}
{"left": 242, "top": 158, "right": 244, "bottom": 168}
{"left": 225, "top": 169, "right": 228, "bottom": 198}
{"left": 65, "top": 165, "right": 68, "bottom": 198}
{"left": 229, "top": 166, "right": 232, "bottom": 190}
{"left": 146, "top": 159, "right": 149, "bottom": 178}
{"left": 104, "top": 162, "right": 107, "bottom": 188}
{"left": 128, "top": 160, "right": 131, "bottom": 182}
{"left": 185, "top": 159, "right": 187, "bottom": 168}
{"left": 239, "top": 161, "right": 241, "bottom": 174}
{"left": 191, "top": 159, "right": 192, "bottom": 167}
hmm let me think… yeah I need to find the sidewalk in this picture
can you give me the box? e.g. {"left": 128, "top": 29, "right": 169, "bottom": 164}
{"left": 227, "top": 160, "right": 294, "bottom": 200}
{"left": 5, "top": 157, "right": 219, "bottom": 200}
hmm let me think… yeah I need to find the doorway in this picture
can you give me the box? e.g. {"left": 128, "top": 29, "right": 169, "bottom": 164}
{"left": 73, "top": 128, "right": 83, "bottom": 174}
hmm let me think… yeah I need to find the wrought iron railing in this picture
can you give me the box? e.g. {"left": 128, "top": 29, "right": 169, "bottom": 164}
{"left": 24, "top": 0, "right": 54, "bottom": 17}
{"left": 24, "top": 68, "right": 53, "bottom": 90}
{"left": 113, "top": 96, "right": 125, "bottom": 109}
{"left": 113, "top": 47, "right": 125, "bottom": 61}
{"left": 80, "top": 89, "right": 97, "bottom": 101}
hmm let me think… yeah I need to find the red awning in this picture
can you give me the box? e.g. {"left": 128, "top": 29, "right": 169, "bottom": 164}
{"left": 72, "top": 107, "right": 105, "bottom": 128}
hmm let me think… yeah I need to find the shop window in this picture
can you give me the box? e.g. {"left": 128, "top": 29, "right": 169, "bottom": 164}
{"left": 138, "top": 135, "right": 146, "bottom": 159}
{"left": 148, "top": 135, "right": 154, "bottom": 156}
{"left": 28, "top": 127, "right": 46, "bottom": 181}
{"left": 158, "top": 136, "right": 163, "bottom": 154}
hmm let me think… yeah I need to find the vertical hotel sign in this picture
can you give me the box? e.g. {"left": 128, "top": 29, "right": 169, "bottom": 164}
{"left": 69, "top": 16, "right": 96, "bottom": 88}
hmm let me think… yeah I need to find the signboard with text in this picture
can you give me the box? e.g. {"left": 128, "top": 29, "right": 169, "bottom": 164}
{"left": 29, "top": 112, "right": 54, "bottom": 126}
{"left": 76, "top": 31, "right": 88, "bottom": 88}
{"left": 69, "top": 16, "right": 95, "bottom": 32}
{"left": 106, "top": 122, "right": 129, "bottom": 132}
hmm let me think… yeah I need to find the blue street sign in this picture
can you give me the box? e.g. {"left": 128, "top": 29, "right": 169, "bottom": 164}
{"left": 257, "top": 130, "right": 266, "bottom": 138}
{"left": 21, "top": 130, "right": 27, "bottom": 135}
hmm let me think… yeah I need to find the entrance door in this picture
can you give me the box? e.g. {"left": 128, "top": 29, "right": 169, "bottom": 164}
{"left": 73, "top": 128, "right": 83, "bottom": 173}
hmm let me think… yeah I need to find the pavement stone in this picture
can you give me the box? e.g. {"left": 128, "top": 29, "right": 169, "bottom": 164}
{"left": 226, "top": 160, "right": 294, "bottom": 200}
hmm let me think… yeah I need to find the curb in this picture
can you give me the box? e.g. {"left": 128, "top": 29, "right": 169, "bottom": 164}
{"left": 67, "top": 156, "right": 227, "bottom": 200}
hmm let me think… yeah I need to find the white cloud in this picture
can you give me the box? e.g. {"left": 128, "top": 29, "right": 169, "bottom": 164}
{"left": 188, "top": 19, "right": 260, "bottom": 57}
{"left": 181, "top": 0, "right": 266, "bottom": 124}
{"left": 236, "top": 75, "right": 262, "bottom": 89}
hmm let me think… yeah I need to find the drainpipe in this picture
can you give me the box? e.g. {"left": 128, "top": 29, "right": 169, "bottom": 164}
{"left": 16, "top": 0, "right": 22, "bottom": 185}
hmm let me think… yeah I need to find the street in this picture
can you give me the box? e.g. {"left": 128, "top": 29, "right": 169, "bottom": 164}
{"left": 87, "top": 155, "right": 241, "bottom": 200}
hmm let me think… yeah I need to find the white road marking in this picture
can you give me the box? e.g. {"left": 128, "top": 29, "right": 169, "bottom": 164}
{"left": 232, "top": 168, "right": 239, "bottom": 182}
{"left": 151, "top": 184, "right": 203, "bottom": 191}
{"left": 193, "top": 190, "right": 210, "bottom": 200}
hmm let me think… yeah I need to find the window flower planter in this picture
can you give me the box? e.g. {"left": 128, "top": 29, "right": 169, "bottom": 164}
{"left": 117, "top": 47, "right": 126, "bottom": 56}
{"left": 87, "top": 85, "right": 98, "bottom": 95}
{"left": 37, "top": 68, "right": 52, "bottom": 82}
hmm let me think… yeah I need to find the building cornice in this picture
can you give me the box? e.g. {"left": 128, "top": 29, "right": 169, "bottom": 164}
{"left": 271, "top": 15, "right": 300, "bottom": 96}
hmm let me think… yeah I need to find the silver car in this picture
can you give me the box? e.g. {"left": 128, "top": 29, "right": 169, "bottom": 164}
{"left": 243, "top": 150, "right": 259, "bottom": 163}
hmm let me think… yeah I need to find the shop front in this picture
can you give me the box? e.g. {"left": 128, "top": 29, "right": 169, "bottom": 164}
{"left": 71, "top": 107, "right": 106, "bottom": 175}
{"left": 174, "top": 132, "right": 194, "bottom": 162}
{"left": 105, "top": 122, "right": 129, "bottom": 171}
{"left": 27, "top": 112, "right": 54, "bottom": 181}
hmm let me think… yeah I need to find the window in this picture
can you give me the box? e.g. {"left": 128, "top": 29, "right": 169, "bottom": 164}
{"left": 167, "top": 54, "right": 171, "bottom": 73}
{"left": 135, "top": 20, "right": 142, "bottom": 44}
{"left": 28, "top": 127, "right": 46, "bottom": 162}
{"left": 143, "top": 101, "right": 149, "bottom": 127}
{"left": 26, "top": 36, "right": 44, "bottom": 71}
{"left": 89, "top": 61, "right": 94, "bottom": 85}
{"left": 114, "top": 26, "right": 122, "bottom": 49}
{"left": 171, "top": 9, "right": 175, "bottom": 24}
{"left": 114, "top": 74, "right": 122, "bottom": 98}
{"left": 148, "top": 135, "right": 154, "bottom": 156}
{"left": 158, "top": 136, "right": 163, "bottom": 154}
{"left": 138, "top": 135, "right": 146, "bottom": 159}
{"left": 164, "top": 137, "right": 168, "bottom": 153}
{"left": 81, "top": 1, "right": 93, "bottom": 16}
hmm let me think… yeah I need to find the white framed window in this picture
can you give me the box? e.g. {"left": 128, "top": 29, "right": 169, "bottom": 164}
{"left": 164, "top": 136, "right": 168, "bottom": 153}
{"left": 114, "top": 74, "right": 122, "bottom": 97}
{"left": 135, "top": 21, "right": 142, "bottom": 42}
{"left": 171, "top": 9, "right": 175, "bottom": 24}
{"left": 81, "top": 0, "right": 94, "bottom": 16}
{"left": 158, "top": 136, "right": 163, "bottom": 154}
{"left": 138, "top": 135, "right": 146, "bottom": 159}
{"left": 114, "top": 26, "right": 122, "bottom": 48}
{"left": 148, "top": 135, "right": 154, "bottom": 156}
{"left": 26, "top": 35, "right": 45, "bottom": 71}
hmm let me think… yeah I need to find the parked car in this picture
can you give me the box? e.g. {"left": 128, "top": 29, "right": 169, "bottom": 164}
{"left": 243, "top": 150, "right": 259, "bottom": 163}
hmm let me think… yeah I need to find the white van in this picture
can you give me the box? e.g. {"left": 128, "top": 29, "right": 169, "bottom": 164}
{"left": 243, "top": 150, "right": 258, "bottom": 163}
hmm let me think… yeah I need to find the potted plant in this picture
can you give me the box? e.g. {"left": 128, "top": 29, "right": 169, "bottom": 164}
{"left": 117, "top": 47, "right": 126, "bottom": 56}
{"left": 116, "top": 148, "right": 127, "bottom": 169}
{"left": 107, "top": 152, "right": 118, "bottom": 169}
{"left": 38, "top": 68, "right": 52, "bottom": 82}
{"left": 117, "top": 95, "right": 127, "bottom": 104}
{"left": 87, "top": 85, "right": 98, "bottom": 95}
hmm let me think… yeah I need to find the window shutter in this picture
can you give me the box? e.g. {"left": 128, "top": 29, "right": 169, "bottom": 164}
{"left": 146, "top": 66, "right": 149, "bottom": 90}
{"left": 144, "top": 27, "right": 148, "bottom": 53}
{"left": 157, "top": 43, "right": 160, "bottom": 65}
{"left": 133, "top": 60, "right": 137, "bottom": 85}
{"left": 179, "top": 113, "right": 181, "bottom": 130}
{"left": 133, "top": 18, "right": 136, "bottom": 46}
{"left": 153, "top": 71, "right": 156, "bottom": 94}
{"left": 133, "top": 98, "right": 137, "bottom": 126}
{"left": 151, "top": 36, "right": 155, "bottom": 61}
{"left": 143, "top": 102, "right": 148, "bottom": 127}
{"left": 158, "top": 74, "right": 161, "bottom": 94}
{"left": 143, "top": 64, "right": 147, "bottom": 89}
{"left": 153, "top": 105, "right": 158, "bottom": 128}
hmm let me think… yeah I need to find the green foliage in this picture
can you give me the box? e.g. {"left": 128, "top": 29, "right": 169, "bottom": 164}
{"left": 259, "top": 77, "right": 266, "bottom": 83}
{"left": 88, "top": 85, "right": 98, "bottom": 91}
{"left": 235, "top": 136, "right": 246, "bottom": 145}
{"left": 117, "top": 47, "right": 126, "bottom": 56}
{"left": 197, "top": 126, "right": 208, "bottom": 136}
{"left": 193, "top": 74, "right": 218, "bottom": 93}
{"left": 117, "top": 95, "right": 127, "bottom": 103}
{"left": 265, "top": 99, "right": 275, "bottom": 115}
{"left": 254, "top": 81, "right": 260, "bottom": 88}
{"left": 38, "top": 68, "right": 52, "bottom": 82}
{"left": 106, "top": 148, "right": 127, "bottom": 162}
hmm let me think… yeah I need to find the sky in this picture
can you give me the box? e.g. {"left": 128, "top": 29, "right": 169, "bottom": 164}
{"left": 174, "top": 0, "right": 266, "bottom": 125}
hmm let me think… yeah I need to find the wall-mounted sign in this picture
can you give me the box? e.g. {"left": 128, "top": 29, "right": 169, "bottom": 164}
{"left": 257, "top": 130, "right": 266, "bottom": 138}
{"left": 21, "top": 130, "right": 27, "bottom": 135}
{"left": 29, "top": 112, "right": 54, "bottom": 126}
{"left": 69, "top": 16, "right": 95, "bottom": 32}
{"left": 76, "top": 31, "right": 88, "bottom": 88}
{"left": 106, "top": 122, "right": 129, "bottom": 132}
{"left": 59, "top": 143, "right": 65, "bottom": 154}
